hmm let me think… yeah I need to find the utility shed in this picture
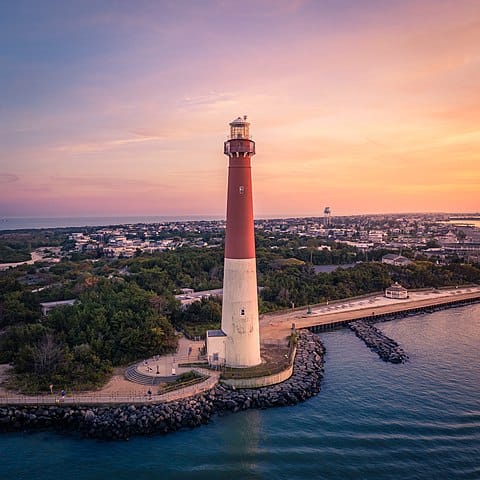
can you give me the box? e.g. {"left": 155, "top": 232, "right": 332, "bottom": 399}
{"left": 206, "top": 329, "right": 226, "bottom": 366}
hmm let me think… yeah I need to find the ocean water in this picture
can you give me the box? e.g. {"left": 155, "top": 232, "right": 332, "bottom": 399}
{"left": 3, "top": 217, "right": 478, "bottom": 232}
{"left": 1, "top": 305, "right": 479, "bottom": 480}
{"left": 0, "top": 216, "right": 224, "bottom": 231}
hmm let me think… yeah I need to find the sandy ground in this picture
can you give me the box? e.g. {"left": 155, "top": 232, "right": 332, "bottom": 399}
{"left": 0, "top": 248, "right": 61, "bottom": 271}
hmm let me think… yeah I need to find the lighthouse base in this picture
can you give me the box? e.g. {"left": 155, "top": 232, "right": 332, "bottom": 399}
{"left": 210, "top": 257, "right": 261, "bottom": 368}
{"left": 206, "top": 258, "right": 261, "bottom": 368}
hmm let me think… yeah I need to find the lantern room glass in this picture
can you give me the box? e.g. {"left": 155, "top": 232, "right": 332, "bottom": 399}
{"left": 230, "top": 122, "right": 249, "bottom": 139}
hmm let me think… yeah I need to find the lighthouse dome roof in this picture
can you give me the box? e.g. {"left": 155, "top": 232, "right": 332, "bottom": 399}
{"left": 386, "top": 282, "right": 407, "bottom": 292}
{"left": 230, "top": 115, "right": 249, "bottom": 125}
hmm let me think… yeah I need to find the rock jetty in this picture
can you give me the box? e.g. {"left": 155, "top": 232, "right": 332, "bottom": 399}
{"left": 0, "top": 332, "right": 325, "bottom": 440}
{"left": 349, "top": 320, "right": 408, "bottom": 363}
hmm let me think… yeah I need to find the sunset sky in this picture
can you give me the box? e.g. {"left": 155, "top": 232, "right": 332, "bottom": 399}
{"left": 1, "top": 0, "right": 479, "bottom": 218}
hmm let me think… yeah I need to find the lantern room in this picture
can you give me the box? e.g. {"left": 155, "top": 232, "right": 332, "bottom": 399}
{"left": 224, "top": 115, "right": 255, "bottom": 157}
{"left": 229, "top": 115, "right": 250, "bottom": 139}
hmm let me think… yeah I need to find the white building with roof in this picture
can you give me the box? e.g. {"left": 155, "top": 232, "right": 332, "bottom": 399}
{"left": 40, "top": 299, "right": 77, "bottom": 316}
{"left": 385, "top": 282, "right": 408, "bottom": 299}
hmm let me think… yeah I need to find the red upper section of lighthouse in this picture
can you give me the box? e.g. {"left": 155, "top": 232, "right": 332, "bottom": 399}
{"left": 224, "top": 117, "right": 256, "bottom": 259}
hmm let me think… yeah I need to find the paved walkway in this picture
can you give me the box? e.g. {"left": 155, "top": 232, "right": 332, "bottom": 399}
{"left": 259, "top": 286, "right": 480, "bottom": 340}
{"left": 0, "top": 367, "right": 220, "bottom": 406}
{"left": 135, "top": 337, "right": 205, "bottom": 378}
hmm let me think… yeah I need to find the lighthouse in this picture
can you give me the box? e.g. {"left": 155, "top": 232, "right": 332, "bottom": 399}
{"left": 206, "top": 116, "right": 261, "bottom": 368}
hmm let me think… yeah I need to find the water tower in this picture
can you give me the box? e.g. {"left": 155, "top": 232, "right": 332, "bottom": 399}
{"left": 324, "top": 206, "right": 332, "bottom": 227}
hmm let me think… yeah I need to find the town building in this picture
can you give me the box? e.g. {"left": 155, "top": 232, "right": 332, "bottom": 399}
{"left": 381, "top": 254, "right": 413, "bottom": 266}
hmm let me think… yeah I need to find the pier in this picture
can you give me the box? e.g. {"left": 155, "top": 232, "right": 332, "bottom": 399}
{"left": 260, "top": 286, "right": 480, "bottom": 340}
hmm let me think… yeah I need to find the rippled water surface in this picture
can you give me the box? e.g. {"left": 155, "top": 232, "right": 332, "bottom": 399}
{"left": 1, "top": 305, "right": 480, "bottom": 480}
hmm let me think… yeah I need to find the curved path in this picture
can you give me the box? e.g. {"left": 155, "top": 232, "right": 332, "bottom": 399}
{"left": 0, "top": 368, "right": 220, "bottom": 406}
{"left": 0, "top": 337, "right": 218, "bottom": 405}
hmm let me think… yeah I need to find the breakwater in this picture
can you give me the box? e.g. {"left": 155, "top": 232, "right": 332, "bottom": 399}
{"left": 0, "top": 332, "right": 325, "bottom": 440}
{"left": 349, "top": 320, "right": 408, "bottom": 363}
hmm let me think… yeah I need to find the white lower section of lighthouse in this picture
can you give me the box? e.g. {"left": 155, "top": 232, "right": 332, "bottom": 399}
{"left": 206, "top": 258, "right": 261, "bottom": 368}
{"left": 222, "top": 258, "right": 261, "bottom": 367}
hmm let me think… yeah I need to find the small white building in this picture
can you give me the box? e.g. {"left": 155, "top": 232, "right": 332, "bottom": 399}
{"left": 206, "top": 329, "right": 226, "bottom": 366}
{"left": 385, "top": 282, "right": 408, "bottom": 299}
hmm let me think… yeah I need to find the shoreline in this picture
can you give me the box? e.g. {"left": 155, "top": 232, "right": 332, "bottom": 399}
{"left": 0, "top": 332, "right": 325, "bottom": 440}
{"left": 1, "top": 298, "right": 479, "bottom": 439}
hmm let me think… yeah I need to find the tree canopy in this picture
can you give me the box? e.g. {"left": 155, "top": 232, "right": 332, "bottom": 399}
{"left": 0, "top": 279, "right": 177, "bottom": 392}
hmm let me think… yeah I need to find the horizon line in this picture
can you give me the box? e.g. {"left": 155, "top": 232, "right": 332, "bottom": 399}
{"left": 2, "top": 211, "right": 480, "bottom": 220}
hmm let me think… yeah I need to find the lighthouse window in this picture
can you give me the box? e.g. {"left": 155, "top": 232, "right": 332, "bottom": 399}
{"left": 240, "top": 308, "right": 245, "bottom": 316}
{"left": 239, "top": 186, "right": 245, "bottom": 195}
